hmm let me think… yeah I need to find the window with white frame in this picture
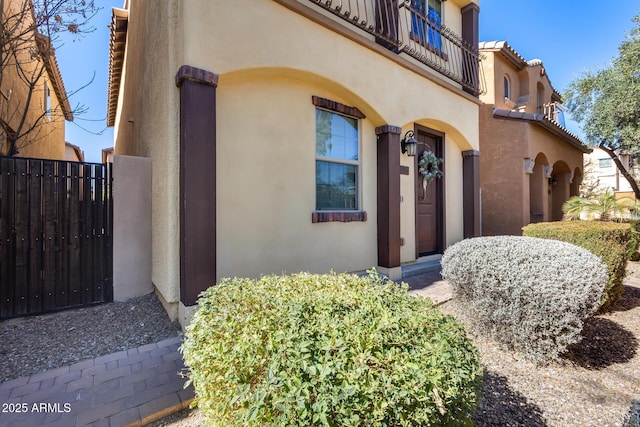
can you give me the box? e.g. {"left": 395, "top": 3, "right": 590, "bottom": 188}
{"left": 315, "top": 108, "right": 359, "bottom": 210}
{"left": 599, "top": 158, "right": 613, "bottom": 169}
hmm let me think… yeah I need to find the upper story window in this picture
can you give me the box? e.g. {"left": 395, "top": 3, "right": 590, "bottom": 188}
{"left": 536, "top": 83, "right": 545, "bottom": 114}
{"left": 410, "top": 0, "right": 443, "bottom": 51}
{"left": 503, "top": 75, "right": 511, "bottom": 100}
{"left": 315, "top": 108, "right": 360, "bottom": 210}
{"left": 599, "top": 158, "right": 613, "bottom": 169}
{"left": 44, "top": 79, "right": 51, "bottom": 119}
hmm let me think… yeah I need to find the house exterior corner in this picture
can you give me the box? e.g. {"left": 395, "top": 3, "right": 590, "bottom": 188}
{"left": 109, "top": 0, "right": 482, "bottom": 325}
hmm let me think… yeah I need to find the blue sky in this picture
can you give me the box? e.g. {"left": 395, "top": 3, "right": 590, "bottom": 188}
{"left": 55, "top": 1, "right": 640, "bottom": 163}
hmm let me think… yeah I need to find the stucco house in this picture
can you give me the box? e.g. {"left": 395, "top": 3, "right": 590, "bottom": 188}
{"left": 0, "top": 1, "right": 73, "bottom": 159}
{"left": 107, "top": 0, "right": 482, "bottom": 324}
{"left": 583, "top": 147, "right": 636, "bottom": 198}
{"left": 478, "top": 41, "right": 591, "bottom": 236}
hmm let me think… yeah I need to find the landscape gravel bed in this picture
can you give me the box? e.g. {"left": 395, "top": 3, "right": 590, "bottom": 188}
{"left": 440, "top": 282, "right": 640, "bottom": 427}
{"left": 148, "top": 266, "right": 640, "bottom": 427}
{"left": 1, "top": 268, "right": 639, "bottom": 426}
{"left": 0, "top": 292, "right": 181, "bottom": 383}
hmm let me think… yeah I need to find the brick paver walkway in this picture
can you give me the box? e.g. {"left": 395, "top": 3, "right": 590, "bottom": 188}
{"left": 0, "top": 335, "right": 193, "bottom": 427}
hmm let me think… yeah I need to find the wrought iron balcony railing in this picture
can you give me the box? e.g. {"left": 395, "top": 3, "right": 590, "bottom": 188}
{"left": 307, "top": 0, "right": 480, "bottom": 95}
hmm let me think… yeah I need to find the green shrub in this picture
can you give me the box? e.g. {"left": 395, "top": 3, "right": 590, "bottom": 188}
{"left": 441, "top": 236, "right": 608, "bottom": 364}
{"left": 523, "top": 221, "right": 631, "bottom": 310}
{"left": 623, "top": 219, "right": 640, "bottom": 261}
{"left": 181, "top": 272, "right": 482, "bottom": 427}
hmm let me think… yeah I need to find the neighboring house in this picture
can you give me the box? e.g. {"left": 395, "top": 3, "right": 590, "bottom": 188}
{"left": 102, "top": 147, "right": 114, "bottom": 163}
{"left": 107, "top": 0, "right": 482, "bottom": 324}
{"left": 478, "top": 41, "right": 591, "bottom": 236}
{"left": 0, "top": 1, "right": 73, "bottom": 159}
{"left": 583, "top": 147, "right": 635, "bottom": 196}
{"left": 64, "top": 142, "right": 85, "bottom": 162}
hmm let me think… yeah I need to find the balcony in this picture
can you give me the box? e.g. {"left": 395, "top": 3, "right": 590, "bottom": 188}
{"left": 306, "top": 0, "right": 480, "bottom": 95}
{"left": 540, "top": 102, "right": 566, "bottom": 127}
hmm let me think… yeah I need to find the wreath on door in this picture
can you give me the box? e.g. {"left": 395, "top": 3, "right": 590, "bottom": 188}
{"left": 418, "top": 150, "right": 443, "bottom": 194}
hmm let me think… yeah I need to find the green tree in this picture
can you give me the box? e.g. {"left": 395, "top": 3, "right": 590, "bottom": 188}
{"left": 0, "top": 0, "right": 97, "bottom": 156}
{"left": 564, "top": 15, "right": 640, "bottom": 199}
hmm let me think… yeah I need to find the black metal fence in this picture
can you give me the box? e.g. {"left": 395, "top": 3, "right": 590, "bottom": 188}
{"left": 0, "top": 157, "right": 113, "bottom": 319}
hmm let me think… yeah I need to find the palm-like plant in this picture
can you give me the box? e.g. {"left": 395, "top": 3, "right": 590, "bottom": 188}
{"left": 562, "top": 192, "right": 635, "bottom": 221}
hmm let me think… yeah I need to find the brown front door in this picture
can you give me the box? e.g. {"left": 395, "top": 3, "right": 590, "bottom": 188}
{"left": 415, "top": 126, "right": 444, "bottom": 257}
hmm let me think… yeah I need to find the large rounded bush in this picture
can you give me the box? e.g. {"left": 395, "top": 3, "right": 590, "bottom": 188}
{"left": 523, "top": 220, "right": 631, "bottom": 310}
{"left": 181, "top": 272, "right": 482, "bottom": 426}
{"left": 441, "top": 236, "right": 608, "bottom": 364}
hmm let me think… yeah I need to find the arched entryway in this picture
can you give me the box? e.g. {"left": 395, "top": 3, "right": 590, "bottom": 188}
{"left": 529, "top": 153, "right": 549, "bottom": 223}
{"left": 550, "top": 161, "right": 571, "bottom": 221}
{"left": 570, "top": 167, "right": 582, "bottom": 197}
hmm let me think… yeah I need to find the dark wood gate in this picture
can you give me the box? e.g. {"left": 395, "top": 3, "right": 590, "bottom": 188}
{"left": 0, "top": 157, "right": 113, "bottom": 319}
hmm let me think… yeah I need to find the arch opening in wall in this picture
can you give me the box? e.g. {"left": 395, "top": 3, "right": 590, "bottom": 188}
{"left": 550, "top": 160, "right": 571, "bottom": 221}
{"left": 529, "top": 153, "right": 549, "bottom": 224}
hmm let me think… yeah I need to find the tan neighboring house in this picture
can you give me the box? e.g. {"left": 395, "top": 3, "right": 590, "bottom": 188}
{"left": 108, "top": 0, "right": 482, "bottom": 324}
{"left": 584, "top": 147, "right": 636, "bottom": 198}
{"left": 0, "top": 1, "right": 73, "bottom": 159}
{"left": 478, "top": 41, "right": 591, "bottom": 236}
{"left": 64, "top": 142, "right": 85, "bottom": 162}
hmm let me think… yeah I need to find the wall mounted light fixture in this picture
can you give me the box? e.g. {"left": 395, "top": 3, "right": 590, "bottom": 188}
{"left": 400, "top": 130, "right": 417, "bottom": 156}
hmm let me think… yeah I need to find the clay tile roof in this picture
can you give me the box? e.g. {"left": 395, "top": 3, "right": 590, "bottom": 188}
{"left": 492, "top": 108, "right": 591, "bottom": 154}
{"left": 107, "top": 8, "right": 128, "bottom": 128}
{"left": 478, "top": 41, "right": 527, "bottom": 69}
{"left": 35, "top": 34, "right": 73, "bottom": 121}
{"left": 480, "top": 41, "right": 563, "bottom": 101}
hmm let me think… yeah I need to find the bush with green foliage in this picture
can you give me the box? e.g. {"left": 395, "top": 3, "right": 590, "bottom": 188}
{"left": 523, "top": 221, "right": 631, "bottom": 310}
{"left": 180, "top": 272, "right": 482, "bottom": 427}
{"left": 441, "top": 236, "right": 607, "bottom": 364}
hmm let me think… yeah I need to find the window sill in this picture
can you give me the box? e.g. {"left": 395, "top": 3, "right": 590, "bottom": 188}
{"left": 312, "top": 211, "right": 367, "bottom": 223}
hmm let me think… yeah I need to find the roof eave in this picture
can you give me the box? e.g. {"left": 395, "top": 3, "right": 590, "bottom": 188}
{"left": 492, "top": 108, "right": 591, "bottom": 154}
{"left": 35, "top": 34, "right": 73, "bottom": 121}
{"left": 107, "top": 8, "right": 128, "bottom": 128}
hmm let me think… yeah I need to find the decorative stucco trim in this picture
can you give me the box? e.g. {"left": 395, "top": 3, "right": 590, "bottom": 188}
{"left": 567, "top": 172, "right": 574, "bottom": 184}
{"left": 375, "top": 125, "right": 402, "bottom": 135}
{"left": 524, "top": 158, "right": 535, "bottom": 174}
{"left": 312, "top": 96, "right": 365, "bottom": 119}
{"left": 462, "top": 150, "right": 480, "bottom": 157}
{"left": 312, "top": 211, "right": 367, "bottom": 223}
{"left": 175, "top": 65, "right": 219, "bottom": 88}
{"left": 544, "top": 164, "right": 552, "bottom": 179}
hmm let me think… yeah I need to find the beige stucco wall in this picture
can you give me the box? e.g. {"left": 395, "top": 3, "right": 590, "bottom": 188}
{"left": 112, "top": 0, "right": 182, "bottom": 303}
{"left": 585, "top": 147, "right": 633, "bottom": 193}
{"left": 112, "top": 155, "right": 153, "bottom": 301}
{"left": 114, "top": 0, "right": 479, "bottom": 307}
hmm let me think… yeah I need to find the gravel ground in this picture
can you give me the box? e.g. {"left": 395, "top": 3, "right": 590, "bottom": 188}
{"left": 0, "top": 292, "right": 182, "bottom": 383}
{"left": 2, "top": 267, "right": 638, "bottom": 427}
{"left": 149, "top": 265, "right": 640, "bottom": 427}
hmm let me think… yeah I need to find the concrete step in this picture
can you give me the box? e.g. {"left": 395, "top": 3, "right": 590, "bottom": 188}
{"left": 402, "top": 259, "right": 441, "bottom": 279}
